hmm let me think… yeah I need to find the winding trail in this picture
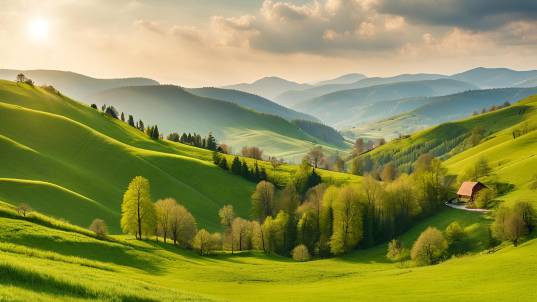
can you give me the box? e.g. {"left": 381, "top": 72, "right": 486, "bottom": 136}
{"left": 444, "top": 201, "right": 491, "bottom": 213}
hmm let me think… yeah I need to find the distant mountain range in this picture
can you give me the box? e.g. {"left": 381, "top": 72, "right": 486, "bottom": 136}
{"left": 293, "top": 79, "right": 478, "bottom": 128}
{"left": 0, "top": 69, "right": 158, "bottom": 101}
{"left": 223, "top": 76, "right": 313, "bottom": 100}
{"left": 313, "top": 73, "right": 367, "bottom": 86}
{"left": 347, "top": 87, "right": 537, "bottom": 140}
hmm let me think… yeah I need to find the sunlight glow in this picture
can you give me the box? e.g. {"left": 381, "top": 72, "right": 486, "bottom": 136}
{"left": 27, "top": 18, "right": 49, "bottom": 41}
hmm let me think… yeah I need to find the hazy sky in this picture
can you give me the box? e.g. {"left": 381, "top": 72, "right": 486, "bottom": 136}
{"left": 1, "top": 0, "right": 536, "bottom": 86}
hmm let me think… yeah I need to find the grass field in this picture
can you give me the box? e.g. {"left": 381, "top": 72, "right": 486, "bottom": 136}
{"left": 3, "top": 200, "right": 525, "bottom": 302}
{"left": 0, "top": 80, "right": 360, "bottom": 232}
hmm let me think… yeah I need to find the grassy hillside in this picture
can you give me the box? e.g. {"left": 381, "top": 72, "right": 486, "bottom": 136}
{"left": 90, "top": 85, "right": 346, "bottom": 161}
{"left": 293, "top": 79, "right": 477, "bottom": 128}
{"left": 349, "top": 87, "right": 537, "bottom": 139}
{"left": 362, "top": 94, "right": 537, "bottom": 203}
{"left": 0, "top": 69, "right": 158, "bottom": 101}
{"left": 2, "top": 200, "right": 523, "bottom": 302}
{"left": 186, "top": 87, "right": 319, "bottom": 122}
{"left": 0, "top": 80, "right": 359, "bottom": 232}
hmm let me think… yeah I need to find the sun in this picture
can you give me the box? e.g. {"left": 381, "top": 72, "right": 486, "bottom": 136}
{"left": 27, "top": 18, "right": 49, "bottom": 41}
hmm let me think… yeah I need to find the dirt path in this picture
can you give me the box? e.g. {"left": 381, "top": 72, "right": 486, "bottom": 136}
{"left": 444, "top": 202, "right": 491, "bottom": 213}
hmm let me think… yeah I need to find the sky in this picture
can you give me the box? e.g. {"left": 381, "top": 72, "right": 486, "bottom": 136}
{"left": 1, "top": 0, "right": 536, "bottom": 87}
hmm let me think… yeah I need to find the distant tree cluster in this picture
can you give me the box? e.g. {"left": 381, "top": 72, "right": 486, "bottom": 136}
{"left": 241, "top": 146, "right": 264, "bottom": 160}
{"left": 472, "top": 101, "right": 511, "bottom": 116}
{"left": 167, "top": 132, "right": 218, "bottom": 151}
{"left": 214, "top": 153, "right": 269, "bottom": 183}
{"left": 512, "top": 122, "right": 535, "bottom": 139}
{"left": 15, "top": 73, "right": 34, "bottom": 86}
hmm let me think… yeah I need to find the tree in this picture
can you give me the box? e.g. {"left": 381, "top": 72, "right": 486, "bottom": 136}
{"left": 193, "top": 229, "right": 222, "bottom": 255}
{"left": 306, "top": 146, "right": 324, "bottom": 170}
{"left": 445, "top": 221, "right": 468, "bottom": 255}
{"left": 90, "top": 104, "right": 98, "bottom": 110}
{"left": 167, "top": 132, "right": 180, "bottom": 142}
{"left": 411, "top": 227, "right": 447, "bottom": 266}
{"left": 269, "top": 156, "right": 283, "bottom": 180}
{"left": 219, "top": 205, "right": 235, "bottom": 253}
{"left": 212, "top": 151, "right": 222, "bottom": 165}
{"left": 206, "top": 132, "right": 217, "bottom": 151}
{"left": 231, "top": 156, "right": 241, "bottom": 175}
{"left": 120, "top": 176, "right": 156, "bottom": 239}
{"left": 292, "top": 244, "right": 311, "bottom": 262}
{"left": 414, "top": 153, "right": 433, "bottom": 174}
{"left": 474, "top": 188, "right": 495, "bottom": 209}
{"left": 169, "top": 204, "right": 197, "bottom": 247}
{"left": 218, "top": 156, "right": 229, "bottom": 170}
{"left": 381, "top": 162, "right": 398, "bottom": 182}
{"left": 127, "top": 115, "right": 135, "bottom": 127}
{"left": 155, "top": 198, "right": 176, "bottom": 243}
{"left": 241, "top": 146, "right": 263, "bottom": 160}
{"left": 16, "top": 73, "right": 26, "bottom": 83}
{"left": 105, "top": 106, "right": 119, "bottom": 119}
{"left": 16, "top": 203, "right": 32, "bottom": 217}
{"left": 468, "top": 127, "right": 484, "bottom": 147}
{"left": 514, "top": 201, "right": 537, "bottom": 233}
{"left": 251, "top": 181, "right": 275, "bottom": 222}
{"left": 89, "top": 219, "right": 108, "bottom": 239}
{"left": 232, "top": 218, "right": 252, "bottom": 251}
{"left": 330, "top": 186, "right": 363, "bottom": 255}
{"left": 386, "top": 239, "right": 407, "bottom": 264}
{"left": 120, "top": 112, "right": 125, "bottom": 122}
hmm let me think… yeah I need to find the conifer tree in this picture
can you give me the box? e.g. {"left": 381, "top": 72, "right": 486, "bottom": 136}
{"left": 231, "top": 156, "right": 241, "bottom": 175}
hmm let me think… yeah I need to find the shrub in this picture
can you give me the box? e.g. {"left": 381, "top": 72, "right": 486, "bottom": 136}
{"left": 16, "top": 203, "right": 32, "bottom": 217}
{"left": 386, "top": 239, "right": 407, "bottom": 263}
{"left": 89, "top": 219, "right": 108, "bottom": 239}
{"left": 292, "top": 244, "right": 311, "bottom": 262}
{"left": 411, "top": 227, "right": 447, "bottom": 266}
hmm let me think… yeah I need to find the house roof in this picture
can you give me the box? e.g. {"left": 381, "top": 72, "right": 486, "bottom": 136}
{"left": 457, "top": 181, "right": 485, "bottom": 196}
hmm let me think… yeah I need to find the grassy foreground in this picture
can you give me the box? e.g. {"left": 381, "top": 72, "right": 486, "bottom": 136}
{"left": 3, "top": 200, "right": 529, "bottom": 302}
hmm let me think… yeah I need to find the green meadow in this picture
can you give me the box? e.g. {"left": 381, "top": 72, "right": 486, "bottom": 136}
{"left": 1, "top": 80, "right": 537, "bottom": 301}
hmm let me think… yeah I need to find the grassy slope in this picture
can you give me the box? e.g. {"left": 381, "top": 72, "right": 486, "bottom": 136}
{"left": 364, "top": 94, "right": 537, "bottom": 203}
{"left": 90, "top": 85, "right": 346, "bottom": 161}
{"left": 0, "top": 80, "right": 360, "bottom": 232}
{"left": 1, "top": 201, "right": 515, "bottom": 302}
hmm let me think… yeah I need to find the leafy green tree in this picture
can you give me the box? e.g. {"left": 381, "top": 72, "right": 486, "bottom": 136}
{"left": 232, "top": 218, "right": 252, "bottom": 251}
{"left": 514, "top": 201, "right": 537, "bottom": 232}
{"left": 474, "top": 188, "right": 495, "bottom": 209}
{"left": 193, "top": 229, "right": 222, "bottom": 255}
{"left": 251, "top": 181, "right": 275, "bottom": 223}
{"left": 155, "top": 198, "right": 176, "bottom": 243}
{"left": 219, "top": 205, "right": 235, "bottom": 253}
{"left": 381, "top": 162, "right": 398, "bottom": 182}
{"left": 169, "top": 204, "right": 197, "bottom": 247}
{"left": 330, "top": 186, "right": 363, "bottom": 255}
{"left": 445, "top": 221, "right": 468, "bottom": 255}
{"left": 120, "top": 176, "right": 156, "bottom": 239}
{"left": 411, "top": 227, "right": 447, "bottom": 266}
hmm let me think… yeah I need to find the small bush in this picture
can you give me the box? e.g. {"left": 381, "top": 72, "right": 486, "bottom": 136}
{"left": 89, "top": 219, "right": 108, "bottom": 239}
{"left": 292, "top": 244, "right": 311, "bottom": 262}
{"left": 16, "top": 203, "right": 32, "bottom": 217}
{"left": 411, "top": 227, "right": 447, "bottom": 266}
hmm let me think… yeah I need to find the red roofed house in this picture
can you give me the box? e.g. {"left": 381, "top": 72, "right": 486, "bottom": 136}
{"left": 457, "top": 181, "right": 487, "bottom": 202}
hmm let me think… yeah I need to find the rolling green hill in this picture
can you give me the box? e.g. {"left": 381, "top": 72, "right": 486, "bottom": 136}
{"left": 0, "top": 80, "right": 359, "bottom": 232}
{"left": 90, "top": 85, "right": 347, "bottom": 160}
{"left": 348, "top": 87, "right": 537, "bottom": 139}
{"left": 186, "top": 87, "right": 319, "bottom": 122}
{"left": 0, "top": 69, "right": 158, "bottom": 101}
{"left": 451, "top": 67, "right": 537, "bottom": 89}
{"left": 293, "top": 79, "right": 477, "bottom": 128}
{"left": 361, "top": 94, "right": 537, "bottom": 204}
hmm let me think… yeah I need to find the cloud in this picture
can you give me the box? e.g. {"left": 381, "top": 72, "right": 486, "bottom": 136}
{"left": 209, "top": 0, "right": 410, "bottom": 54}
{"left": 376, "top": 0, "right": 537, "bottom": 30}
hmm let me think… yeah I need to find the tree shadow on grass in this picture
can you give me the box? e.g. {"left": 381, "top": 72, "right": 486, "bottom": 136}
{"left": 7, "top": 235, "right": 163, "bottom": 274}
{"left": 0, "top": 262, "right": 157, "bottom": 302}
